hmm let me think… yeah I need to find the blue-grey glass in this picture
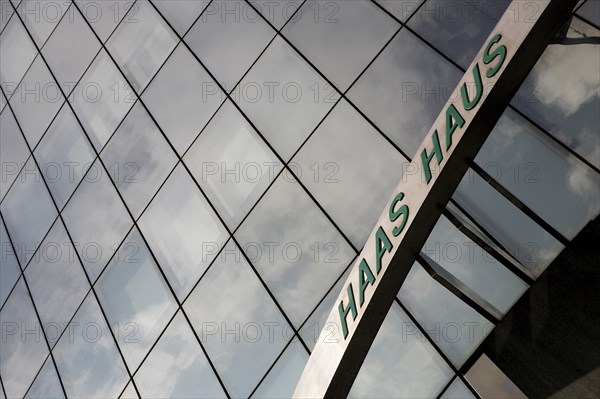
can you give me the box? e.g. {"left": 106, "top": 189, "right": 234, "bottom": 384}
{"left": 33, "top": 105, "right": 95, "bottom": 210}
{"left": 408, "top": 0, "right": 510, "bottom": 69}
{"left": 236, "top": 173, "right": 354, "bottom": 326}
{"left": 454, "top": 171, "right": 564, "bottom": 277}
{"left": 53, "top": 294, "right": 129, "bottom": 398}
{"left": 107, "top": 0, "right": 178, "bottom": 91}
{"left": 283, "top": 0, "right": 399, "bottom": 91}
{"left": 70, "top": 50, "right": 137, "bottom": 151}
{"left": 120, "top": 381, "right": 138, "bottom": 399}
{"left": 185, "top": 0, "right": 275, "bottom": 91}
{"left": 185, "top": 100, "right": 282, "bottom": 229}
{"left": 349, "top": 27, "right": 461, "bottom": 156}
{"left": 76, "top": 0, "right": 132, "bottom": 43}
{"left": 0, "top": 220, "right": 21, "bottom": 307}
{"left": 234, "top": 36, "right": 340, "bottom": 161}
{"left": 101, "top": 102, "right": 177, "bottom": 218}
{"left": 139, "top": 164, "right": 229, "bottom": 300}
{"left": 252, "top": 0, "right": 303, "bottom": 29}
{"left": 1, "top": 158, "right": 57, "bottom": 266}
{"left": 252, "top": 340, "right": 309, "bottom": 398}
{"left": 0, "top": 279, "right": 49, "bottom": 398}
{"left": 425, "top": 215, "right": 528, "bottom": 315}
{"left": 134, "top": 311, "right": 226, "bottom": 398}
{"left": 293, "top": 99, "right": 407, "bottom": 248}
{"left": 349, "top": 303, "right": 453, "bottom": 398}
{"left": 0, "top": 107, "right": 29, "bottom": 200}
{"left": 476, "top": 109, "right": 600, "bottom": 240}
{"left": 441, "top": 377, "right": 475, "bottom": 399}
{"left": 152, "top": 0, "right": 210, "bottom": 35}
{"left": 18, "top": 0, "right": 70, "bottom": 47}
{"left": 25, "top": 356, "right": 64, "bottom": 399}
{"left": 512, "top": 17, "right": 600, "bottom": 169}
{"left": 96, "top": 228, "right": 177, "bottom": 370}
{"left": 143, "top": 43, "right": 224, "bottom": 155}
{"left": 62, "top": 159, "right": 132, "bottom": 282}
{"left": 577, "top": 0, "right": 600, "bottom": 27}
{"left": 42, "top": 6, "right": 100, "bottom": 89}
{"left": 399, "top": 262, "right": 493, "bottom": 368}
{"left": 0, "top": 11, "right": 37, "bottom": 87}
{"left": 24, "top": 219, "right": 89, "bottom": 348}
{"left": 9, "top": 55, "right": 64, "bottom": 148}
{"left": 184, "top": 240, "right": 291, "bottom": 398}
{"left": 464, "top": 354, "right": 526, "bottom": 398}
{"left": 375, "top": 0, "right": 424, "bottom": 22}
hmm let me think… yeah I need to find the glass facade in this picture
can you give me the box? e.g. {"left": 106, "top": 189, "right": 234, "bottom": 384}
{"left": 0, "top": 0, "right": 598, "bottom": 398}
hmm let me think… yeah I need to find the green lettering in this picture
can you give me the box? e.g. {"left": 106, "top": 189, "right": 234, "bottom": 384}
{"left": 420, "top": 130, "right": 443, "bottom": 184}
{"left": 339, "top": 283, "right": 357, "bottom": 339}
{"left": 389, "top": 192, "right": 409, "bottom": 237}
{"left": 358, "top": 259, "right": 376, "bottom": 306}
{"left": 460, "top": 63, "right": 483, "bottom": 111}
{"left": 483, "top": 34, "right": 507, "bottom": 78}
{"left": 375, "top": 226, "right": 393, "bottom": 274}
{"left": 445, "top": 103, "right": 465, "bottom": 151}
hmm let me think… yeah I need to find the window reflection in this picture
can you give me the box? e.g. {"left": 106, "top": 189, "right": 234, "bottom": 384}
{"left": 251, "top": 340, "right": 308, "bottom": 398}
{"left": 0, "top": 107, "right": 29, "bottom": 200}
{"left": 25, "top": 356, "right": 64, "bottom": 399}
{"left": 0, "top": 15, "right": 37, "bottom": 88}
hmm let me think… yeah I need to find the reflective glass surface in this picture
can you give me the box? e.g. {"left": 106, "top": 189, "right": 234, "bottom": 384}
{"left": 25, "top": 356, "right": 64, "bottom": 399}
{"left": 0, "top": 107, "right": 29, "bottom": 200}
{"left": 17, "top": 0, "right": 70, "bottom": 47}
{"left": 0, "top": 14, "right": 37, "bottom": 87}
{"left": 252, "top": 340, "right": 309, "bottom": 398}
{"left": 0, "top": 219, "right": 21, "bottom": 307}
{"left": 375, "top": 0, "right": 424, "bottom": 22}
{"left": 76, "top": 0, "right": 132, "bottom": 43}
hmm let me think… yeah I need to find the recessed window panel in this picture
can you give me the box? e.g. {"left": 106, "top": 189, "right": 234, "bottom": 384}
{"left": 293, "top": 99, "right": 407, "bottom": 248}
{"left": 185, "top": 100, "right": 282, "bottom": 229}
{"left": 107, "top": 0, "right": 178, "bottom": 91}
{"left": 476, "top": 108, "right": 600, "bottom": 240}
{"left": 139, "top": 164, "right": 229, "bottom": 300}
{"left": 134, "top": 311, "right": 226, "bottom": 398}
{"left": 349, "top": 303, "right": 453, "bottom": 398}
{"left": 42, "top": 6, "right": 100, "bottom": 89}
{"left": 234, "top": 36, "right": 340, "bottom": 160}
{"left": 375, "top": 0, "right": 424, "bottom": 22}
{"left": 17, "top": 0, "right": 70, "bottom": 46}
{"left": 348, "top": 28, "right": 461, "bottom": 156}
{"left": 0, "top": 219, "right": 21, "bottom": 307}
{"left": 184, "top": 240, "right": 290, "bottom": 398}
{"left": 185, "top": 0, "right": 275, "bottom": 91}
{"left": 512, "top": 17, "right": 600, "bottom": 169}
{"left": 53, "top": 294, "right": 129, "bottom": 398}
{"left": 34, "top": 104, "right": 95, "bottom": 210}
{"left": 76, "top": 0, "right": 132, "bottom": 43}
{"left": 25, "top": 356, "right": 64, "bottom": 399}
{"left": 152, "top": 0, "right": 210, "bottom": 36}
{"left": 1, "top": 158, "right": 57, "bottom": 266}
{"left": 0, "top": 279, "right": 49, "bottom": 398}
{"left": 101, "top": 102, "right": 177, "bottom": 218}
{"left": 283, "top": 0, "right": 399, "bottom": 91}
{"left": 70, "top": 50, "right": 137, "bottom": 151}
{"left": 143, "top": 43, "right": 224, "bottom": 155}
{"left": 236, "top": 173, "right": 354, "bottom": 326}
{"left": 0, "top": 107, "right": 29, "bottom": 200}
{"left": 96, "top": 228, "right": 178, "bottom": 370}
{"left": 24, "top": 219, "right": 89, "bottom": 348}
{"left": 62, "top": 159, "right": 132, "bottom": 282}
{"left": 0, "top": 15, "right": 37, "bottom": 87}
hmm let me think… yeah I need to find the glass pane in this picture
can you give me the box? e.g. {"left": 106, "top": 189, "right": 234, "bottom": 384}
{"left": 375, "top": 0, "right": 424, "bottom": 22}
{"left": 101, "top": 102, "right": 177, "bottom": 218}
{"left": 0, "top": 15, "right": 37, "bottom": 87}
{"left": 476, "top": 108, "right": 600, "bottom": 240}
{"left": 134, "top": 311, "right": 226, "bottom": 398}
{"left": 464, "top": 354, "right": 526, "bottom": 399}
{"left": 34, "top": 104, "right": 95, "bottom": 210}
{"left": 236, "top": 173, "right": 354, "bottom": 326}
{"left": 252, "top": 0, "right": 303, "bottom": 29}
{"left": 107, "top": 0, "right": 178, "bottom": 91}
{"left": 408, "top": 0, "right": 510, "bottom": 69}
{"left": 441, "top": 377, "right": 475, "bottom": 399}
{"left": 25, "top": 356, "right": 64, "bottom": 399}
{"left": 1, "top": 158, "right": 57, "bottom": 266}
{"left": 24, "top": 219, "right": 89, "bottom": 348}
{"left": 251, "top": 340, "right": 309, "bottom": 398}
{"left": 53, "top": 294, "right": 129, "bottom": 398}
{"left": 0, "top": 219, "right": 21, "bottom": 307}
{"left": 17, "top": 0, "right": 70, "bottom": 46}
{"left": 70, "top": 50, "right": 137, "bottom": 151}
{"left": 348, "top": 27, "right": 461, "bottom": 156}
{"left": 0, "top": 107, "right": 29, "bottom": 200}
{"left": 183, "top": 240, "right": 291, "bottom": 398}
{"left": 76, "top": 0, "right": 132, "bottom": 43}
{"left": 42, "top": 6, "right": 100, "bottom": 89}
{"left": 233, "top": 36, "right": 340, "bottom": 160}
{"left": 577, "top": 0, "right": 600, "bottom": 27}
{"left": 143, "top": 43, "right": 224, "bottom": 156}
{"left": 399, "top": 262, "right": 493, "bottom": 368}
{"left": 9, "top": 55, "right": 64, "bottom": 148}
{"left": 424, "top": 215, "right": 529, "bottom": 315}
{"left": 120, "top": 381, "right": 138, "bottom": 399}
{"left": 512, "top": 17, "right": 600, "bottom": 168}
{"left": 0, "top": 279, "right": 49, "bottom": 398}
{"left": 96, "top": 228, "right": 178, "bottom": 370}
{"left": 152, "top": 0, "right": 210, "bottom": 36}
{"left": 139, "top": 164, "right": 228, "bottom": 300}
{"left": 62, "top": 159, "right": 133, "bottom": 282}
{"left": 0, "top": 0, "right": 16, "bottom": 33}
{"left": 293, "top": 99, "right": 407, "bottom": 248}
{"left": 283, "top": 0, "right": 399, "bottom": 91}
{"left": 185, "top": 0, "right": 275, "bottom": 91}
{"left": 184, "top": 100, "right": 282, "bottom": 229}
{"left": 349, "top": 303, "right": 453, "bottom": 398}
